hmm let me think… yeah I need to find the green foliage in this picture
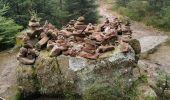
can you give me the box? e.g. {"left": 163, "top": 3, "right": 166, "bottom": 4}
{"left": 65, "top": 0, "right": 99, "bottom": 24}
{"left": 2, "top": 0, "right": 99, "bottom": 28}
{"left": 13, "top": 90, "right": 22, "bottom": 100}
{"left": 115, "top": 0, "right": 129, "bottom": 7}
{"left": 115, "top": 0, "right": 170, "bottom": 31}
{"left": 155, "top": 70, "right": 170, "bottom": 99}
{"left": 2, "top": 0, "right": 67, "bottom": 27}
{"left": 144, "top": 96, "right": 156, "bottom": 100}
{"left": 0, "top": 1, "right": 22, "bottom": 51}
{"left": 156, "top": 70, "right": 170, "bottom": 90}
{"left": 0, "top": 0, "right": 99, "bottom": 50}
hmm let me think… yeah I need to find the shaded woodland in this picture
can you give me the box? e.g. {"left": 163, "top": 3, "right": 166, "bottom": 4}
{"left": 0, "top": 0, "right": 98, "bottom": 51}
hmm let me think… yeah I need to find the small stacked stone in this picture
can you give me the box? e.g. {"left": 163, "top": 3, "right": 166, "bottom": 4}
{"left": 26, "top": 16, "right": 41, "bottom": 38}
{"left": 17, "top": 16, "right": 134, "bottom": 65}
{"left": 74, "top": 16, "right": 87, "bottom": 30}
{"left": 17, "top": 16, "right": 58, "bottom": 65}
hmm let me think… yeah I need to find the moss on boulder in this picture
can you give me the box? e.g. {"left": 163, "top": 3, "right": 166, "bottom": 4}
{"left": 16, "top": 46, "right": 141, "bottom": 99}
{"left": 129, "top": 39, "right": 141, "bottom": 55}
{"left": 17, "top": 64, "right": 37, "bottom": 95}
{"left": 129, "top": 39, "right": 141, "bottom": 62}
{"left": 35, "top": 51, "right": 63, "bottom": 95}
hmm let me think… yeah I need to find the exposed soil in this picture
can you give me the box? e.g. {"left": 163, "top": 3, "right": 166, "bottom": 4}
{"left": 149, "top": 45, "right": 170, "bottom": 73}
{"left": 0, "top": 51, "right": 18, "bottom": 99}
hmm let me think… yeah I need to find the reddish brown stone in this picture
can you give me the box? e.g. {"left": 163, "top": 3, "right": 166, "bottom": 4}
{"left": 74, "top": 25, "right": 87, "bottom": 30}
{"left": 82, "top": 43, "right": 96, "bottom": 54}
{"left": 62, "top": 49, "right": 77, "bottom": 57}
{"left": 72, "top": 30, "right": 84, "bottom": 36}
{"left": 79, "top": 52, "right": 99, "bottom": 60}
{"left": 84, "top": 23, "right": 95, "bottom": 34}
{"left": 18, "top": 16, "right": 135, "bottom": 62}
{"left": 59, "top": 30, "right": 73, "bottom": 37}
{"left": 120, "top": 40, "right": 129, "bottom": 53}
{"left": 90, "top": 32, "right": 105, "bottom": 42}
{"left": 97, "top": 45, "right": 115, "bottom": 53}
{"left": 50, "top": 46, "right": 62, "bottom": 57}
{"left": 47, "top": 40, "right": 55, "bottom": 50}
{"left": 64, "top": 25, "right": 75, "bottom": 32}
{"left": 17, "top": 47, "right": 27, "bottom": 58}
{"left": 36, "top": 36, "right": 50, "bottom": 49}
{"left": 75, "top": 37, "right": 84, "bottom": 43}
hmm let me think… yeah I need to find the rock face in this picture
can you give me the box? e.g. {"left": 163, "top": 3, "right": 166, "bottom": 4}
{"left": 17, "top": 45, "right": 138, "bottom": 99}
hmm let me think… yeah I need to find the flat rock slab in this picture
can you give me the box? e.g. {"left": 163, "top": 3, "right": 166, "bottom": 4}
{"left": 139, "top": 36, "right": 168, "bottom": 53}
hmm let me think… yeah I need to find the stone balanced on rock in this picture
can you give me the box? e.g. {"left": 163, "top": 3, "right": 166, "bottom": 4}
{"left": 17, "top": 16, "right": 134, "bottom": 65}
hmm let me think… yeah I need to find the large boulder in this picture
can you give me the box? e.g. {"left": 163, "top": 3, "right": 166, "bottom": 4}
{"left": 17, "top": 45, "right": 139, "bottom": 99}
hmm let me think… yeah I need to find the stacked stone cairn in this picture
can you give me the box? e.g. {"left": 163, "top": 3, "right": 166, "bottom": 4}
{"left": 17, "top": 16, "right": 133, "bottom": 65}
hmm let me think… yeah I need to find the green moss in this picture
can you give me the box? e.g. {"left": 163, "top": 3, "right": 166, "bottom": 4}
{"left": 99, "top": 46, "right": 120, "bottom": 59}
{"left": 39, "top": 50, "right": 50, "bottom": 57}
{"left": 83, "top": 82, "right": 114, "bottom": 100}
{"left": 13, "top": 90, "right": 21, "bottom": 100}
{"left": 165, "top": 37, "right": 170, "bottom": 45}
{"left": 82, "top": 71, "right": 139, "bottom": 100}
{"left": 63, "top": 89, "right": 81, "bottom": 100}
{"left": 129, "top": 39, "right": 141, "bottom": 54}
{"left": 144, "top": 96, "right": 156, "bottom": 100}
{"left": 137, "top": 75, "right": 148, "bottom": 84}
{"left": 17, "top": 65, "right": 37, "bottom": 94}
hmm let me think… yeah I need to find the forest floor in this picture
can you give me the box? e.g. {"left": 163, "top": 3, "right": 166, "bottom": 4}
{"left": 0, "top": 0, "right": 170, "bottom": 99}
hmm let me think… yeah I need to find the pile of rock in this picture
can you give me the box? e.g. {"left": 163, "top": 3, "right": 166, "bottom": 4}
{"left": 17, "top": 16, "right": 42, "bottom": 65}
{"left": 17, "top": 16, "right": 133, "bottom": 64}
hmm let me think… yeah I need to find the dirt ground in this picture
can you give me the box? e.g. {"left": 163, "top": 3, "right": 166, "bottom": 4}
{"left": 0, "top": 51, "right": 18, "bottom": 99}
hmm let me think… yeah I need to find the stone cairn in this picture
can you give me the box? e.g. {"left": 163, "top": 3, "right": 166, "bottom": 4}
{"left": 17, "top": 16, "right": 132, "bottom": 65}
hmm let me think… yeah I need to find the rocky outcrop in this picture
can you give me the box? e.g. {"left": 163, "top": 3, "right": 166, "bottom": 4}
{"left": 16, "top": 16, "right": 142, "bottom": 99}
{"left": 17, "top": 16, "right": 135, "bottom": 65}
{"left": 16, "top": 44, "right": 140, "bottom": 99}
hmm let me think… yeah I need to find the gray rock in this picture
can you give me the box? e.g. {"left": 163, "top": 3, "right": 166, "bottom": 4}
{"left": 139, "top": 36, "right": 168, "bottom": 53}
{"left": 69, "top": 57, "right": 87, "bottom": 71}
{"left": 16, "top": 45, "right": 139, "bottom": 99}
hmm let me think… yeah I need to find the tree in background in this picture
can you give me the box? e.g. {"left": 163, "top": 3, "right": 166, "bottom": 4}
{"left": 2, "top": 0, "right": 68, "bottom": 28}
{"left": 64, "top": 0, "right": 99, "bottom": 24}
{"left": 115, "top": 0, "right": 170, "bottom": 30}
{"left": 2, "top": 0, "right": 99, "bottom": 28}
{"left": 116, "top": 0, "right": 129, "bottom": 7}
{"left": 0, "top": 1, "right": 22, "bottom": 51}
{"left": 0, "top": 0, "right": 99, "bottom": 51}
